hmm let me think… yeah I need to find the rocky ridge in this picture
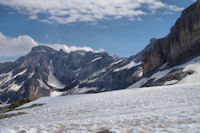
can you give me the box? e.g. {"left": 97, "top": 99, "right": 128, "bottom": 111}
{"left": 0, "top": 45, "right": 142, "bottom": 103}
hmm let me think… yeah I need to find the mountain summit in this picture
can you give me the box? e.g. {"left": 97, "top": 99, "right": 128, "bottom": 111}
{"left": 0, "top": 45, "right": 142, "bottom": 103}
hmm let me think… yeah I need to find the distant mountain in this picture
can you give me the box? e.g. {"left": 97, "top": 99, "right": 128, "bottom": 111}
{"left": 0, "top": 45, "right": 142, "bottom": 103}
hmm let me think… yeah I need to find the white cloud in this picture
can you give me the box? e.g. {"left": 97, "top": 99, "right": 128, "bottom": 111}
{"left": 0, "top": 32, "right": 104, "bottom": 61}
{"left": 0, "top": 0, "right": 183, "bottom": 24}
{"left": 0, "top": 32, "right": 38, "bottom": 57}
{"left": 46, "top": 44, "right": 105, "bottom": 53}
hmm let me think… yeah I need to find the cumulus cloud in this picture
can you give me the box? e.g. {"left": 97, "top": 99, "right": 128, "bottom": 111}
{"left": 0, "top": 32, "right": 38, "bottom": 57}
{"left": 0, "top": 32, "right": 104, "bottom": 61}
{"left": 46, "top": 44, "right": 105, "bottom": 53}
{"left": 0, "top": 0, "right": 183, "bottom": 24}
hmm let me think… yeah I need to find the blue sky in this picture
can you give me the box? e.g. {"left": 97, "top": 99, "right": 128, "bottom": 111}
{"left": 0, "top": 0, "right": 195, "bottom": 62}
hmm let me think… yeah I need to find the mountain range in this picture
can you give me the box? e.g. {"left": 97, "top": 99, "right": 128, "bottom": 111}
{"left": 1, "top": 0, "right": 200, "bottom": 104}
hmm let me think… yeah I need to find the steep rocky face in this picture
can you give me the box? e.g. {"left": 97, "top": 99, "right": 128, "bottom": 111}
{"left": 66, "top": 57, "right": 142, "bottom": 94}
{"left": 63, "top": 50, "right": 143, "bottom": 94}
{"left": 0, "top": 45, "right": 142, "bottom": 103}
{"left": 0, "top": 46, "right": 56, "bottom": 103}
{"left": 143, "top": 0, "right": 200, "bottom": 75}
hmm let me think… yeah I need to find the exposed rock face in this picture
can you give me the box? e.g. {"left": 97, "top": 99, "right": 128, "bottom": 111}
{"left": 141, "top": 68, "right": 195, "bottom": 87}
{"left": 143, "top": 0, "right": 200, "bottom": 75}
{"left": 0, "top": 45, "right": 142, "bottom": 103}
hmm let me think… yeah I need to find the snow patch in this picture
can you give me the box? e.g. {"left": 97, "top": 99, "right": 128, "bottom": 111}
{"left": 0, "top": 71, "right": 13, "bottom": 85}
{"left": 164, "top": 80, "right": 178, "bottom": 85}
{"left": 13, "top": 69, "right": 27, "bottom": 78}
{"left": 50, "top": 91, "right": 63, "bottom": 97}
{"left": 78, "top": 87, "right": 97, "bottom": 93}
{"left": 160, "top": 63, "right": 168, "bottom": 69}
{"left": 114, "top": 61, "right": 140, "bottom": 72}
{"left": 153, "top": 56, "right": 200, "bottom": 85}
{"left": 178, "top": 60, "right": 200, "bottom": 84}
{"left": 129, "top": 55, "right": 200, "bottom": 88}
{"left": 28, "top": 71, "right": 34, "bottom": 79}
{"left": 47, "top": 61, "right": 65, "bottom": 89}
{"left": 37, "top": 79, "right": 49, "bottom": 89}
{"left": 87, "top": 78, "right": 98, "bottom": 83}
{"left": 91, "top": 68, "right": 106, "bottom": 77}
{"left": 0, "top": 70, "right": 26, "bottom": 91}
{"left": 138, "top": 71, "right": 143, "bottom": 77}
{"left": 90, "top": 57, "right": 102, "bottom": 63}
{"left": 127, "top": 78, "right": 148, "bottom": 89}
{"left": 109, "top": 59, "right": 123, "bottom": 66}
{"left": 9, "top": 82, "right": 23, "bottom": 92}
{"left": 151, "top": 69, "right": 171, "bottom": 81}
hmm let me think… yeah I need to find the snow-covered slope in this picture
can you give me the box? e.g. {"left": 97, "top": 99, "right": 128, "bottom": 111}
{"left": 1, "top": 84, "right": 200, "bottom": 133}
{"left": 128, "top": 55, "right": 200, "bottom": 88}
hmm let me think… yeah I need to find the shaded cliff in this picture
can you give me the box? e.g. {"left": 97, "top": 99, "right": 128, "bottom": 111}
{"left": 143, "top": 0, "right": 200, "bottom": 75}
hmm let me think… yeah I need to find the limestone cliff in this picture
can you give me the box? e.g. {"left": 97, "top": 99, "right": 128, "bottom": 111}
{"left": 143, "top": 0, "right": 200, "bottom": 75}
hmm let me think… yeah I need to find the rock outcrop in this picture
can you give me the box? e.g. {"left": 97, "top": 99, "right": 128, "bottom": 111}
{"left": 143, "top": 0, "right": 200, "bottom": 75}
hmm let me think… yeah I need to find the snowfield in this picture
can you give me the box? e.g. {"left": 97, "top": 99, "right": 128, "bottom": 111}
{"left": 128, "top": 55, "right": 200, "bottom": 89}
{"left": 1, "top": 84, "right": 200, "bottom": 133}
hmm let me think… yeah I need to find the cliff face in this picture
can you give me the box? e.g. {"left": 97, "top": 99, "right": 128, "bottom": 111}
{"left": 143, "top": 0, "right": 200, "bottom": 75}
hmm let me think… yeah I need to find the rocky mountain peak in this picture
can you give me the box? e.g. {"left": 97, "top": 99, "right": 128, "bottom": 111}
{"left": 31, "top": 45, "right": 56, "bottom": 53}
{"left": 0, "top": 44, "right": 142, "bottom": 103}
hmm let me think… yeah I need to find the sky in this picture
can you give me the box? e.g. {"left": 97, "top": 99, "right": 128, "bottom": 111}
{"left": 0, "top": 0, "right": 195, "bottom": 62}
